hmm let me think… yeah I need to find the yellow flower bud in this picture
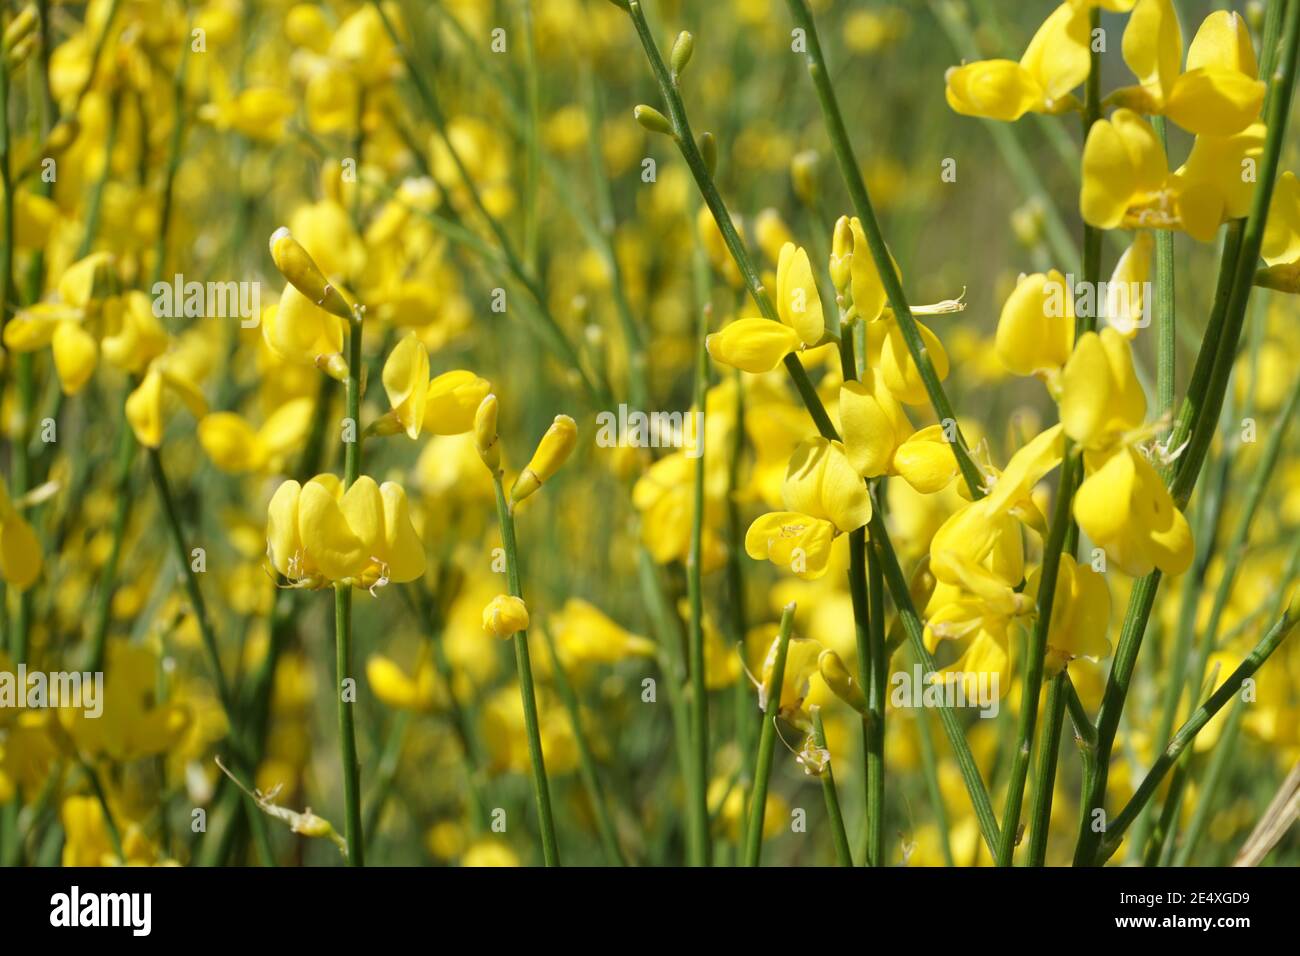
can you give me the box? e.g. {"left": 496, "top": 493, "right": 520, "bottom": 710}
{"left": 670, "top": 31, "right": 695, "bottom": 79}
{"left": 829, "top": 215, "right": 853, "bottom": 293}
{"left": 790, "top": 150, "right": 819, "bottom": 205}
{"left": 633, "top": 104, "right": 674, "bottom": 136}
{"left": 482, "top": 594, "right": 530, "bottom": 638}
{"left": 511, "top": 414, "right": 578, "bottom": 504}
{"left": 268, "top": 226, "right": 353, "bottom": 320}
{"left": 818, "top": 649, "right": 866, "bottom": 714}
{"left": 475, "top": 394, "right": 501, "bottom": 472}
{"left": 698, "top": 130, "right": 717, "bottom": 178}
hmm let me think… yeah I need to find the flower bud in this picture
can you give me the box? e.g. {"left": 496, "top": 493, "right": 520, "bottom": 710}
{"left": 817, "top": 649, "right": 866, "bottom": 714}
{"left": 791, "top": 150, "right": 819, "bottom": 205}
{"left": 511, "top": 414, "right": 577, "bottom": 503}
{"left": 634, "top": 104, "right": 674, "bottom": 136}
{"left": 698, "top": 131, "right": 717, "bottom": 178}
{"left": 315, "top": 352, "right": 350, "bottom": 382}
{"left": 829, "top": 215, "right": 853, "bottom": 293}
{"left": 670, "top": 31, "right": 695, "bottom": 79}
{"left": 482, "top": 594, "right": 529, "bottom": 638}
{"left": 475, "top": 394, "right": 501, "bottom": 472}
{"left": 269, "top": 227, "right": 353, "bottom": 320}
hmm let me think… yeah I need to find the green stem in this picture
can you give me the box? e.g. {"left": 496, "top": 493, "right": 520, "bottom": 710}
{"left": 491, "top": 477, "right": 560, "bottom": 866}
{"left": 744, "top": 602, "right": 795, "bottom": 866}
{"left": 865, "top": 536, "right": 886, "bottom": 866}
{"left": 333, "top": 309, "right": 365, "bottom": 865}
{"left": 1026, "top": 672, "right": 1067, "bottom": 866}
{"left": 686, "top": 300, "right": 711, "bottom": 866}
{"left": 1152, "top": 117, "right": 1176, "bottom": 437}
{"left": 811, "top": 707, "right": 852, "bottom": 866}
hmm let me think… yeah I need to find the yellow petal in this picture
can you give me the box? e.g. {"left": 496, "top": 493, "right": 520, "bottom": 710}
{"left": 299, "top": 478, "right": 368, "bottom": 581}
{"left": 1186, "top": 10, "right": 1257, "bottom": 77}
{"left": 266, "top": 480, "right": 304, "bottom": 579}
{"left": 382, "top": 334, "right": 430, "bottom": 439}
{"left": 892, "top": 425, "right": 959, "bottom": 494}
{"left": 744, "top": 511, "right": 837, "bottom": 580}
{"left": 1165, "top": 69, "right": 1264, "bottom": 137}
{"left": 783, "top": 438, "right": 872, "bottom": 533}
{"left": 776, "top": 242, "right": 825, "bottom": 345}
{"left": 839, "top": 379, "right": 904, "bottom": 478}
{"left": 424, "top": 370, "right": 491, "bottom": 435}
{"left": 1122, "top": 0, "right": 1183, "bottom": 101}
{"left": 995, "top": 270, "right": 1074, "bottom": 375}
{"left": 1020, "top": 2, "right": 1092, "bottom": 102}
{"left": 705, "top": 317, "right": 800, "bottom": 373}
{"left": 881, "top": 317, "right": 948, "bottom": 405}
{"left": 51, "top": 321, "right": 98, "bottom": 395}
{"left": 125, "top": 367, "right": 164, "bottom": 448}
{"left": 198, "top": 413, "right": 265, "bottom": 473}
{"left": 379, "top": 481, "right": 426, "bottom": 583}
{"left": 945, "top": 60, "right": 1041, "bottom": 122}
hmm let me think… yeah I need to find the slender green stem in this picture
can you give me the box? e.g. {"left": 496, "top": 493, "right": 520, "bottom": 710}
{"left": 686, "top": 301, "right": 711, "bottom": 866}
{"left": 490, "top": 477, "right": 560, "bottom": 866}
{"left": 744, "top": 602, "right": 796, "bottom": 866}
{"left": 1093, "top": 602, "right": 1300, "bottom": 864}
{"left": 811, "top": 707, "right": 852, "bottom": 866}
{"left": 865, "top": 536, "right": 887, "bottom": 866}
{"left": 1026, "top": 672, "right": 1067, "bottom": 866}
{"left": 333, "top": 585, "right": 363, "bottom": 866}
{"left": 332, "top": 309, "right": 366, "bottom": 865}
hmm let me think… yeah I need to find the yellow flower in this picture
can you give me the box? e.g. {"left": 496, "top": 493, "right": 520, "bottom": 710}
{"left": 266, "top": 475, "right": 426, "bottom": 589}
{"left": 995, "top": 269, "right": 1075, "bottom": 379}
{"left": 818, "top": 648, "right": 866, "bottom": 713}
{"left": 482, "top": 594, "right": 530, "bottom": 638}
{"left": 746, "top": 438, "right": 870, "bottom": 580}
{"left": 511, "top": 414, "right": 578, "bottom": 503}
{"left": 268, "top": 226, "right": 353, "bottom": 321}
{"left": 262, "top": 284, "right": 348, "bottom": 375}
{"left": 1058, "top": 329, "right": 1193, "bottom": 576}
{"left": 125, "top": 356, "right": 209, "bottom": 448}
{"left": 1058, "top": 327, "right": 1147, "bottom": 450}
{"left": 366, "top": 655, "right": 447, "bottom": 712}
{"left": 1074, "top": 445, "right": 1193, "bottom": 577}
{"left": 380, "top": 334, "right": 429, "bottom": 439}
{"left": 0, "top": 480, "right": 41, "bottom": 592}
{"left": 705, "top": 240, "right": 825, "bottom": 374}
{"left": 199, "top": 86, "right": 296, "bottom": 142}
{"left": 1114, "top": 4, "right": 1263, "bottom": 137}
{"left": 945, "top": 3, "right": 1090, "bottom": 122}
{"left": 197, "top": 398, "right": 315, "bottom": 474}
{"left": 1080, "top": 108, "right": 1172, "bottom": 231}
{"left": 1170, "top": 121, "right": 1265, "bottom": 242}
{"left": 548, "top": 598, "right": 656, "bottom": 664}
{"left": 1027, "top": 553, "right": 1111, "bottom": 675}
